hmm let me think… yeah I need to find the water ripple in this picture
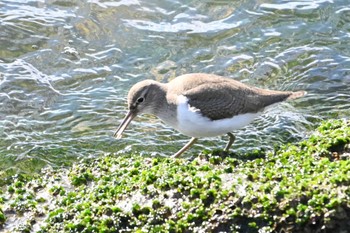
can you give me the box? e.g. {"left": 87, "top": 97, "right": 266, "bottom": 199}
{"left": 1, "top": 0, "right": 350, "bottom": 174}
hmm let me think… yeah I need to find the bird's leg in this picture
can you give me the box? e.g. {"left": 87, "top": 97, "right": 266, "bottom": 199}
{"left": 224, "top": 132, "right": 235, "bottom": 152}
{"left": 172, "top": 137, "right": 198, "bottom": 158}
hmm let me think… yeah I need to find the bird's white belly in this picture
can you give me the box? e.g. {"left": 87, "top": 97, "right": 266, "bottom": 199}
{"left": 175, "top": 95, "right": 260, "bottom": 138}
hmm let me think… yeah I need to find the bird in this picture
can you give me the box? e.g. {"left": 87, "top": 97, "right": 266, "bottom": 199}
{"left": 114, "top": 73, "right": 306, "bottom": 158}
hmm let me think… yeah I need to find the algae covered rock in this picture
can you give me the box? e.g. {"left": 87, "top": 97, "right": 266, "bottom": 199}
{"left": 0, "top": 119, "right": 349, "bottom": 232}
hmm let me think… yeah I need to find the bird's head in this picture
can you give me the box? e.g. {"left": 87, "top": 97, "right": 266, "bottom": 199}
{"left": 114, "top": 80, "right": 165, "bottom": 139}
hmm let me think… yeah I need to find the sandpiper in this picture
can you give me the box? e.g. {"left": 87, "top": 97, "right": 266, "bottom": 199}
{"left": 114, "top": 73, "right": 306, "bottom": 158}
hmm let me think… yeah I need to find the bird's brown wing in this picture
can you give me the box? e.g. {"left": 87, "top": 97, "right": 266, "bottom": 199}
{"left": 183, "top": 82, "right": 292, "bottom": 121}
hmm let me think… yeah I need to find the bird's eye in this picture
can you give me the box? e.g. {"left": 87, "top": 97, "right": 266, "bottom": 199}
{"left": 137, "top": 97, "right": 144, "bottom": 103}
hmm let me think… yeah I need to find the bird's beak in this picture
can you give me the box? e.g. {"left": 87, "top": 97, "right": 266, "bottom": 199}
{"left": 114, "top": 110, "right": 137, "bottom": 139}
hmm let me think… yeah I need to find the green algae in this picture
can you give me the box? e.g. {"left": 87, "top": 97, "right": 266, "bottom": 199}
{"left": 0, "top": 119, "right": 349, "bottom": 232}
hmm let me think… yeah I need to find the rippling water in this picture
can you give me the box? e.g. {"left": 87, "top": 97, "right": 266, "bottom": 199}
{"left": 1, "top": 0, "right": 350, "bottom": 175}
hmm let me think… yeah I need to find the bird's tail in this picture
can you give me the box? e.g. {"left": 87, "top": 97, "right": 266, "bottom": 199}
{"left": 287, "top": 91, "right": 307, "bottom": 100}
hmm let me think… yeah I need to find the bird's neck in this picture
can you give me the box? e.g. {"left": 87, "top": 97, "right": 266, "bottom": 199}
{"left": 151, "top": 83, "right": 178, "bottom": 128}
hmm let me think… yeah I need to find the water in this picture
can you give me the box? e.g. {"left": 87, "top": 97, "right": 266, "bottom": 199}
{"left": 1, "top": 0, "right": 350, "bottom": 176}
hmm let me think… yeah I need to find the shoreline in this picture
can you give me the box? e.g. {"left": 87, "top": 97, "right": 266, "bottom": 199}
{"left": 1, "top": 119, "right": 349, "bottom": 232}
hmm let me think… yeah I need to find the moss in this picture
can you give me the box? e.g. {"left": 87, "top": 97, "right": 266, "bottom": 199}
{"left": 0, "top": 208, "right": 6, "bottom": 225}
{"left": 0, "top": 119, "right": 350, "bottom": 232}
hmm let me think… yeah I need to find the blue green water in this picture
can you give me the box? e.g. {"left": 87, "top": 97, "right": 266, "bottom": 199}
{"left": 1, "top": 0, "right": 350, "bottom": 175}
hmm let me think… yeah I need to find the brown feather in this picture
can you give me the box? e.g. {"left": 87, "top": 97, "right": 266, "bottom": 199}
{"left": 166, "top": 73, "right": 306, "bottom": 120}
